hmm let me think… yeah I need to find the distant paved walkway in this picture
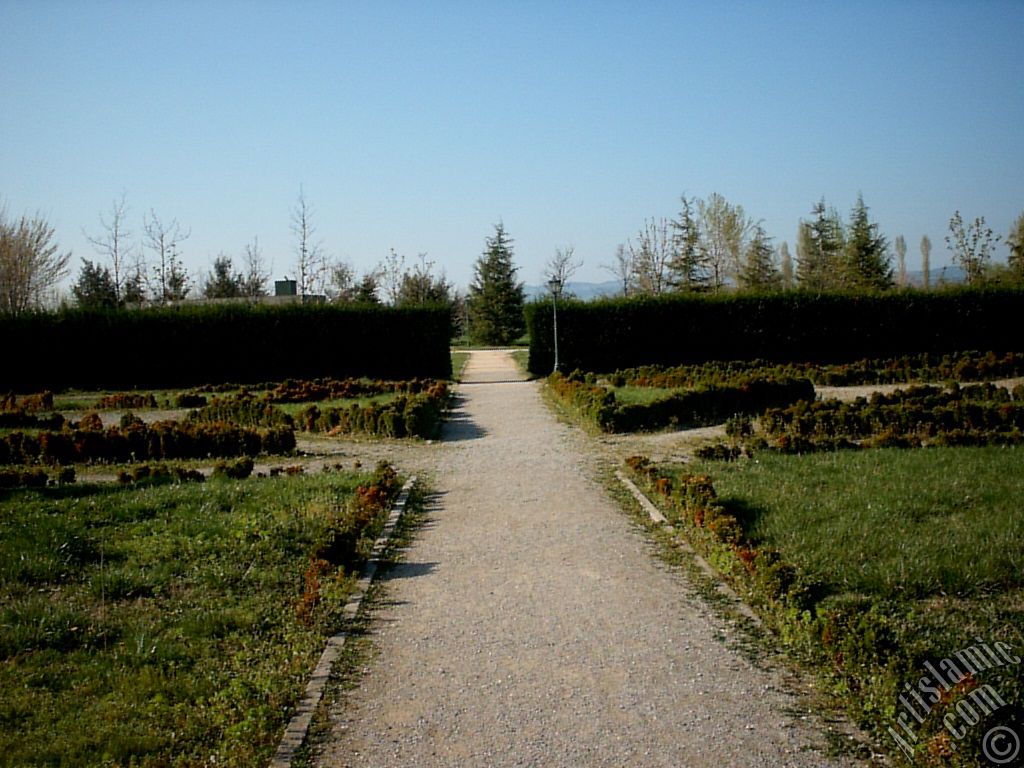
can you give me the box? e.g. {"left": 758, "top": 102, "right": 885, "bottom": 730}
{"left": 315, "top": 350, "right": 862, "bottom": 767}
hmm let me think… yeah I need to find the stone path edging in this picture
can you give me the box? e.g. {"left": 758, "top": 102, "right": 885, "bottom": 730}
{"left": 269, "top": 475, "right": 417, "bottom": 768}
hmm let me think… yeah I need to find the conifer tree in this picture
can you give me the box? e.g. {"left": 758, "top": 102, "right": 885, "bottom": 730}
{"left": 467, "top": 223, "right": 525, "bottom": 345}
{"left": 796, "top": 199, "right": 844, "bottom": 291}
{"left": 843, "top": 194, "right": 892, "bottom": 290}
{"left": 738, "top": 224, "right": 781, "bottom": 291}
{"left": 202, "top": 254, "right": 245, "bottom": 299}
{"left": 667, "top": 195, "right": 710, "bottom": 291}
{"left": 72, "top": 258, "right": 119, "bottom": 308}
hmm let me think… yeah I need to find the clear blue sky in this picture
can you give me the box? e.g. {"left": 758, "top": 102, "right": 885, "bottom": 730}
{"left": 3, "top": 0, "right": 1022, "bottom": 292}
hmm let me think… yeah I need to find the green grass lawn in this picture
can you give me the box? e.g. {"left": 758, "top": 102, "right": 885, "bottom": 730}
{"left": 700, "top": 447, "right": 1024, "bottom": 599}
{"left": 0, "top": 469, "right": 396, "bottom": 766}
{"left": 272, "top": 392, "right": 401, "bottom": 417}
{"left": 609, "top": 385, "right": 680, "bottom": 405}
{"left": 51, "top": 389, "right": 253, "bottom": 412}
{"left": 661, "top": 446, "right": 1024, "bottom": 765}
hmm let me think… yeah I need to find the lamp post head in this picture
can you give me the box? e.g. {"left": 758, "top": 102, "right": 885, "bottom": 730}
{"left": 547, "top": 277, "right": 563, "bottom": 297}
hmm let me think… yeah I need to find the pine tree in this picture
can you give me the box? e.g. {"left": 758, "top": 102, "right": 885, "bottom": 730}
{"left": 353, "top": 274, "right": 381, "bottom": 305}
{"left": 72, "top": 258, "right": 119, "bottom": 309}
{"left": 468, "top": 223, "right": 525, "bottom": 345}
{"left": 667, "top": 195, "right": 710, "bottom": 291}
{"left": 202, "top": 254, "right": 245, "bottom": 299}
{"left": 738, "top": 224, "right": 781, "bottom": 291}
{"left": 796, "top": 199, "right": 845, "bottom": 291}
{"left": 843, "top": 194, "right": 892, "bottom": 291}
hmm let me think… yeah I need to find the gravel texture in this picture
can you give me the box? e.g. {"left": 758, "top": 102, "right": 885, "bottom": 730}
{"left": 313, "top": 350, "right": 868, "bottom": 767}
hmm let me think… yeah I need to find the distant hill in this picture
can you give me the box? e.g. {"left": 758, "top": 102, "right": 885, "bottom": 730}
{"left": 523, "top": 281, "right": 624, "bottom": 301}
{"left": 901, "top": 265, "right": 966, "bottom": 286}
{"left": 523, "top": 268, "right": 968, "bottom": 298}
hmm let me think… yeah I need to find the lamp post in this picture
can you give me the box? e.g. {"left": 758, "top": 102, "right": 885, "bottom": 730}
{"left": 547, "top": 277, "right": 562, "bottom": 373}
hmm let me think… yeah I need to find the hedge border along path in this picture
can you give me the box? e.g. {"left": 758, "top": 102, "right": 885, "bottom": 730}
{"left": 270, "top": 475, "right": 417, "bottom": 768}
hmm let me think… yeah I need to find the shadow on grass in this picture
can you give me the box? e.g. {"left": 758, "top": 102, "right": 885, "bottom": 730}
{"left": 0, "top": 481, "right": 136, "bottom": 504}
{"left": 720, "top": 495, "right": 837, "bottom": 603}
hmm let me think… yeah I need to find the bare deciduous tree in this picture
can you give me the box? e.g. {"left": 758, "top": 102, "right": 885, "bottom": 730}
{"left": 543, "top": 246, "right": 583, "bottom": 295}
{"left": 698, "top": 192, "right": 751, "bottom": 289}
{"left": 84, "top": 193, "right": 132, "bottom": 302}
{"left": 377, "top": 248, "right": 406, "bottom": 305}
{"left": 602, "top": 244, "right": 634, "bottom": 297}
{"left": 290, "top": 188, "right": 328, "bottom": 298}
{"left": 143, "top": 210, "right": 191, "bottom": 302}
{"left": 242, "top": 236, "right": 269, "bottom": 298}
{"left": 946, "top": 211, "right": 999, "bottom": 285}
{"left": 0, "top": 205, "right": 71, "bottom": 315}
{"left": 628, "top": 218, "right": 674, "bottom": 295}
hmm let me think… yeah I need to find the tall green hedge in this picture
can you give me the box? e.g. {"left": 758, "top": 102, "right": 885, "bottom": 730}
{"left": 525, "top": 289, "right": 1024, "bottom": 373}
{"left": 3, "top": 303, "right": 452, "bottom": 391}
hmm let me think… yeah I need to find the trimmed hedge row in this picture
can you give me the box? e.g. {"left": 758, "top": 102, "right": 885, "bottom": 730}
{"left": 2, "top": 303, "right": 452, "bottom": 392}
{"left": 548, "top": 371, "right": 814, "bottom": 432}
{"left": 266, "top": 377, "right": 441, "bottom": 403}
{"left": 526, "top": 289, "right": 1024, "bottom": 373}
{"left": 606, "top": 350, "right": 1024, "bottom": 389}
{"left": 758, "top": 382, "right": 1024, "bottom": 451}
{"left": 297, "top": 383, "right": 449, "bottom": 439}
{"left": 0, "top": 422, "right": 296, "bottom": 466}
{"left": 186, "top": 395, "right": 295, "bottom": 429}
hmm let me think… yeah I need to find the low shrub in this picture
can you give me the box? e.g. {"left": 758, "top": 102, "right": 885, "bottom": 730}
{"left": 604, "top": 350, "right": 1024, "bottom": 389}
{"left": 116, "top": 463, "right": 206, "bottom": 486}
{"left": 547, "top": 372, "right": 813, "bottom": 433}
{"left": 212, "top": 457, "right": 255, "bottom": 480}
{"left": 758, "top": 382, "right": 1024, "bottom": 452}
{"left": 266, "top": 377, "right": 442, "bottom": 404}
{"left": 98, "top": 393, "right": 157, "bottom": 410}
{"left": 0, "top": 466, "right": 75, "bottom": 489}
{"left": 1, "top": 391, "right": 54, "bottom": 413}
{"left": 175, "top": 392, "right": 208, "bottom": 408}
{"left": 0, "top": 422, "right": 296, "bottom": 466}
{"left": 298, "top": 382, "right": 449, "bottom": 439}
{"left": 0, "top": 410, "right": 65, "bottom": 430}
{"left": 187, "top": 395, "right": 294, "bottom": 430}
{"left": 0, "top": 468, "right": 49, "bottom": 489}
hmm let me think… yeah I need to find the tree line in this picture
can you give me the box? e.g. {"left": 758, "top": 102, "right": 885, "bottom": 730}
{"left": 67, "top": 190, "right": 463, "bottom": 313}
{"left": 2, "top": 191, "right": 1022, "bottom": 349}
{"left": 607, "top": 193, "right": 1024, "bottom": 295}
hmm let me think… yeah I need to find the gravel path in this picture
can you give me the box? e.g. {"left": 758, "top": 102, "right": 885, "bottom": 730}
{"left": 314, "top": 350, "right": 866, "bottom": 767}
